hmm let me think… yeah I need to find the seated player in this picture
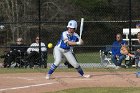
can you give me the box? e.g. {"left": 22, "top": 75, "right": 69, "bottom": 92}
{"left": 2, "top": 38, "right": 27, "bottom": 68}
{"left": 111, "top": 33, "right": 127, "bottom": 69}
{"left": 131, "top": 32, "right": 140, "bottom": 68}
{"left": 26, "top": 36, "right": 47, "bottom": 68}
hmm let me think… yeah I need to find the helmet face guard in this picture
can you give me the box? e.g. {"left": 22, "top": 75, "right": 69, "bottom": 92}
{"left": 67, "top": 20, "right": 77, "bottom": 30}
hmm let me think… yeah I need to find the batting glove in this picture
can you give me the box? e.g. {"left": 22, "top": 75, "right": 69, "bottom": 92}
{"left": 76, "top": 39, "right": 83, "bottom": 45}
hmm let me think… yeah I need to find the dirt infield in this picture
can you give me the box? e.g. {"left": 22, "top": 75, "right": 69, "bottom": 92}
{"left": 0, "top": 71, "right": 140, "bottom": 93}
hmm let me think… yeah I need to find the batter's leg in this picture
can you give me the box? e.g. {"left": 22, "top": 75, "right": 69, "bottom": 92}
{"left": 64, "top": 51, "right": 90, "bottom": 78}
{"left": 64, "top": 51, "right": 84, "bottom": 76}
{"left": 46, "top": 46, "right": 62, "bottom": 79}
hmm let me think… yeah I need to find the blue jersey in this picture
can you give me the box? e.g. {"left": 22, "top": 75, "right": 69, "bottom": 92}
{"left": 111, "top": 40, "right": 127, "bottom": 56}
{"left": 57, "top": 31, "right": 79, "bottom": 49}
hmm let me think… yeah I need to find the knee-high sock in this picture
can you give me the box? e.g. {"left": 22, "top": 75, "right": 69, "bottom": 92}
{"left": 76, "top": 66, "right": 84, "bottom": 76}
{"left": 48, "top": 64, "right": 57, "bottom": 75}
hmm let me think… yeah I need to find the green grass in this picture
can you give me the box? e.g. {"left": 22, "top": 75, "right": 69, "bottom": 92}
{"left": 0, "top": 68, "right": 48, "bottom": 74}
{"left": 0, "top": 67, "right": 137, "bottom": 74}
{"left": 46, "top": 87, "right": 140, "bottom": 93}
{"left": 47, "top": 52, "right": 100, "bottom": 63}
{"left": 76, "top": 52, "right": 100, "bottom": 63}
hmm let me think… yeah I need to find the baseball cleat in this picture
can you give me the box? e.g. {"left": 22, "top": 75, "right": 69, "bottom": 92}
{"left": 136, "top": 72, "right": 140, "bottom": 78}
{"left": 45, "top": 75, "right": 50, "bottom": 80}
{"left": 82, "top": 74, "right": 91, "bottom": 78}
{"left": 115, "top": 66, "right": 120, "bottom": 69}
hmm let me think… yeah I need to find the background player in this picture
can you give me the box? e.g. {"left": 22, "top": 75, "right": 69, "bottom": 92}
{"left": 2, "top": 38, "right": 27, "bottom": 68}
{"left": 111, "top": 33, "right": 127, "bottom": 69}
{"left": 46, "top": 20, "right": 90, "bottom": 79}
{"left": 26, "top": 36, "right": 47, "bottom": 68}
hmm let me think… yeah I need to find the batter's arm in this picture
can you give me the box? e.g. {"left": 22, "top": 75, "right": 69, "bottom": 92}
{"left": 63, "top": 31, "right": 83, "bottom": 46}
{"left": 64, "top": 39, "right": 84, "bottom": 46}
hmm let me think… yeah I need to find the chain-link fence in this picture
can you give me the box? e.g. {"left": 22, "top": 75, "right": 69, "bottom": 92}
{"left": 0, "top": 0, "right": 140, "bottom": 68}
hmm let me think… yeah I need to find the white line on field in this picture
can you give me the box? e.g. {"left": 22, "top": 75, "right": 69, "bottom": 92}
{"left": 0, "top": 82, "right": 58, "bottom": 92}
{"left": 0, "top": 77, "right": 34, "bottom": 80}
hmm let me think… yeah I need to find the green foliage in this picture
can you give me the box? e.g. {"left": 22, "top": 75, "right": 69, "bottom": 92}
{"left": 0, "top": 0, "right": 140, "bottom": 51}
{"left": 71, "top": 0, "right": 115, "bottom": 20}
{"left": 73, "top": 0, "right": 107, "bottom": 9}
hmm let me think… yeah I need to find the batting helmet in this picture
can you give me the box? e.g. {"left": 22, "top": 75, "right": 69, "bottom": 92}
{"left": 67, "top": 20, "right": 77, "bottom": 30}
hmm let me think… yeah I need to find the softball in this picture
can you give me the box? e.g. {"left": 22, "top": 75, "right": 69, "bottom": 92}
{"left": 48, "top": 43, "right": 53, "bottom": 48}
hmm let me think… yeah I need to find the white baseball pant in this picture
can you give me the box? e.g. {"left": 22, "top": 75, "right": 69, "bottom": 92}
{"left": 53, "top": 46, "right": 79, "bottom": 68}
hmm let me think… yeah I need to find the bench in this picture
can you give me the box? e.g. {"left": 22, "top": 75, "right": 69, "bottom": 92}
{"left": 123, "top": 28, "right": 140, "bottom": 67}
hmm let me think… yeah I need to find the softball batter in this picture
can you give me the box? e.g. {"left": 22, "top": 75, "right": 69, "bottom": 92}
{"left": 46, "top": 20, "right": 90, "bottom": 79}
